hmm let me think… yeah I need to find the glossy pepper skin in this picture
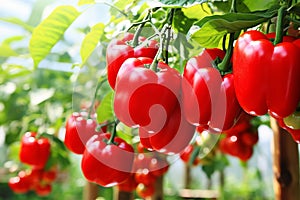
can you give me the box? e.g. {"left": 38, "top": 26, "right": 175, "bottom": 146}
{"left": 114, "top": 57, "right": 182, "bottom": 133}
{"left": 106, "top": 33, "right": 158, "bottom": 89}
{"left": 19, "top": 132, "right": 50, "bottom": 169}
{"left": 64, "top": 112, "right": 106, "bottom": 155}
{"left": 233, "top": 30, "right": 300, "bottom": 118}
{"left": 182, "top": 48, "right": 241, "bottom": 132}
{"left": 81, "top": 133, "right": 134, "bottom": 187}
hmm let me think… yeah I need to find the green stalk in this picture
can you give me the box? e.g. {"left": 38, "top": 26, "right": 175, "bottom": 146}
{"left": 107, "top": 119, "right": 119, "bottom": 145}
{"left": 217, "top": 33, "right": 235, "bottom": 72}
{"left": 230, "top": 0, "right": 237, "bottom": 13}
{"left": 274, "top": 5, "right": 288, "bottom": 45}
{"left": 88, "top": 78, "right": 107, "bottom": 119}
{"left": 132, "top": 10, "right": 151, "bottom": 47}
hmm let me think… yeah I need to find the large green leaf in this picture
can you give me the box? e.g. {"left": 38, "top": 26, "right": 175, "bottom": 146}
{"left": 0, "top": 45, "right": 18, "bottom": 57}
{"left": 29, "top": 6, "right": 80, "bottom": 67}
{"left": 97, "top": 90, "right": 114, "bottom": 123}
{"left": 182, "top": 3, "right": 212, "bottom": 20}
{"left": 173, "top": 9, "right": 198, "bottom": 34}
{"left": 160, "top": 0, "right": 208, "bottom": 7}
{"left": 191, "top": 6, "right": 279, "bottom": 48}
{"left": 243, "top": 0, "right": 278, "bottom": 11}
{"left": 0, "top": 17, "right": 34, "bottom": 32}
{"left": 80, "top": 23, "right": 105, "bottom": 66}
{"left": 78, "top": 0, "right": 95, "bottom": 6}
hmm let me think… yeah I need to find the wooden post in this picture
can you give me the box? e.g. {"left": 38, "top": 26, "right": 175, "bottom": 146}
{"left": 184, "top": 164, "right": 192, "bottom": 189}
{"left": 147, "top": 176, "right": 163, "bottom": 200}
{"left": 115, "top": 189, "right": 134, "bottom": 200}
{"left": 83, "top": 182, "right": 99, "bottom": 200}
{"left": 270, "top": 117, "right": 300, "bottom": 200}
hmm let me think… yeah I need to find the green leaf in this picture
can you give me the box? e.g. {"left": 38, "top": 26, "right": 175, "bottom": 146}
{"left": 3, "top": 36, "right": 25, "bottom": 45}
{"left": 243, "top": 0, "right": 278, "bottom": 11}
{"left": 41, "top": 133, "right": 70, "bottom": 170}
{"left": 29, "top": 88, "right": 55, "bottom": 106}
{"left": 191, "top": 7, "right": 279, "bottom": 48}
{"left": 110, "top": 0, "right": 134, "bottom": 16}
{"left": 173, "top": 9, "right": 198, "bottom": 34}
{"left": 78, "top": 0, "right": 95, "bottom": 6}
{"left": 29, "top": 6, "right": 80, "bottom": 67}
{"left": 0, "top": 44, "right": 18, "bottom": 57}
{"left": 160, "top": 0, "right": 208, "bottom": 7}
{"left": 0, "top": 17, "right": 34, "bottom": 32}
{"left": 213, "top": 0, "right": 250, "bottom": 13}
{"left": 80, "top": 23, "right": 105, "bottom": 66}
{"left": 288, "top": 2, "right": 300, "bottom": 16}
{"left": 97, "top": 90, "right": 114, "bottom": 123}
{"left": 182, "top": 3, "right": 212, "bottom": 20}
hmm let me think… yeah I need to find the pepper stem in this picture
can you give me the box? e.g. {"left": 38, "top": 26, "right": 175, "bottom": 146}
{"left": 274, "top": 5, "right": 287, "bottom": 45}
{"left": 217, "top": 33, "right": 235, "bottom": 72}
{"left": 132, "top": 10, "right": 151, "bottom": 47}
{"left": 88, "top": 77, "right": 107, "bottom": 119}
{"left": 107, "top": 119, "right": 120, "bottom": 145}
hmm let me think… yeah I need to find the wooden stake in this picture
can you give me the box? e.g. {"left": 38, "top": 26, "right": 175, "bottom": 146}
{"left": 115, "top": 188, "right": 134, "bottom": 200}
{"left": 270, "top": 117, "right": 300, "bottom": 200}
{"left": 147, "top": 176, "right": 163, "bottom": 200}
{"left": 83, "top": 182, "right": 99, "bottom": 200}
{"left": 184, "top": 164, "right": 192, "bottom": 189}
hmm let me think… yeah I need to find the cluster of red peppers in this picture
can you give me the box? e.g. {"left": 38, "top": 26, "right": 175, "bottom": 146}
{"left": 63, "top": 11, "right": 300, "bottom": 196}
{"left": 233, "top": 30, "right": 300, "bottom": 143}
{"left": 118, "top": 144, "right": 169, "bottom": 199}
{"left": 8, "top": 132, "right": 57, "bottom": 196}
{"left": 64, "top": 110, "right": 169, "bottom": 197}
{"left": 218, "top": 113, "right": 259, "bottom": 161}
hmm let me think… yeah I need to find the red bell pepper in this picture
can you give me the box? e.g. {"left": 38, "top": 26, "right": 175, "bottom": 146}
{"left": 233, "top": 30, "right": 300, "bottom": 118}
{"left": 114, "top": 57, "right": 182, "bottom": 133}
{"left": 182, "top": 48, "right": 241, "bottom": 132}
{"left": 64, "top": 111, "right": 106, "bottom": 154}
{"left": 19, "top": 132, "right": 50, "bottom": 169}
{"left": 106, "top": 33, "right": 158, "bottom": 89}
{"left": 139, "top": 102, "right": 195, "bottom": 154}
{"left": 81, "top": 133, "right": 134, "bottom": 187}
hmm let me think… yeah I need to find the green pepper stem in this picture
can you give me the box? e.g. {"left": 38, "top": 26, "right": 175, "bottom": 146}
{"left": 274, "top": 5, "right": 287, "bottom": 45}
{"left": 218, "top": 33, "right": 235, "bottom": 72}
{"left": 230, "top": 0, "right": 237, "bottom": 13}
{"left": 132, "top": 10, "right": 151, "bottom": 47}
{"left": 189, "top": 145, "right": 201, "bottom": 166}
{"left": 88, "top": 78, "right": 107, "bottom": 119}
{"left": 107, "top": 119, "right": 119, "bottom": 145}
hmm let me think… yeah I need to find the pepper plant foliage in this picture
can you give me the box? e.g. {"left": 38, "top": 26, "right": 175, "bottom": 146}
{"left": 2, "top": 0, "right": 300, "bottom": 193}
{"left": 23, "top": 0, "right": 300, "bottom": 169}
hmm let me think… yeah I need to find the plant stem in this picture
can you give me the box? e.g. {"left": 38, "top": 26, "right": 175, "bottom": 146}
{"left": 132, "top": 10, "right": 151, "bottom": 47}
{"left": 107, "top": 119, "right": 119, "bottom": 145}
{"left": 217, "top": 33, "right": 235, "bottom": 72}
{"left": 102, "top": 2, "right": 127, "bottom": 17}
{"left": 274, "top": 5, "right": 287, "bottom": 45}
{"left": 88, "top": 78, "right": 107, "bottom": 119}
{"left": 230, "top": 0, "right": 237, "bottom": 13}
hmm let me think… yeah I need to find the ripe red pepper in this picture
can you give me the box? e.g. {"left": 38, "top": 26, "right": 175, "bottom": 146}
{"left": 180, "top": 144, "right": 201, "bottom": 166}
{"left": 233, "top": 30, "right": 300, "bottom": 118}
{"left": 182, "top": 48, "right": 241, "bottom": 132}
{"left": 106, "top": 33, "right": 158, "bottom": 89}
{"left": 81, "top": 133, "right": 134, "bottom": 187}
{"left": 64, "top": 112, "right": 106, "bottom": 154}
{"left": 139, "top": 103, "right": 195, "bottom": 154}
{"left": 19, "top": 132, "right": 50, "bottom": 169}
{"left": 8, "top": 174, "right": 31, "bottom": 194}
{"left": 114, "top": 57, "right": 182, "bottom": 133}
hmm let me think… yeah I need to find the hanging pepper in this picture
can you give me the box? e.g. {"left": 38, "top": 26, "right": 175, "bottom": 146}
{"left": 233, "top": 30, "right": 300, "bottom": 118}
